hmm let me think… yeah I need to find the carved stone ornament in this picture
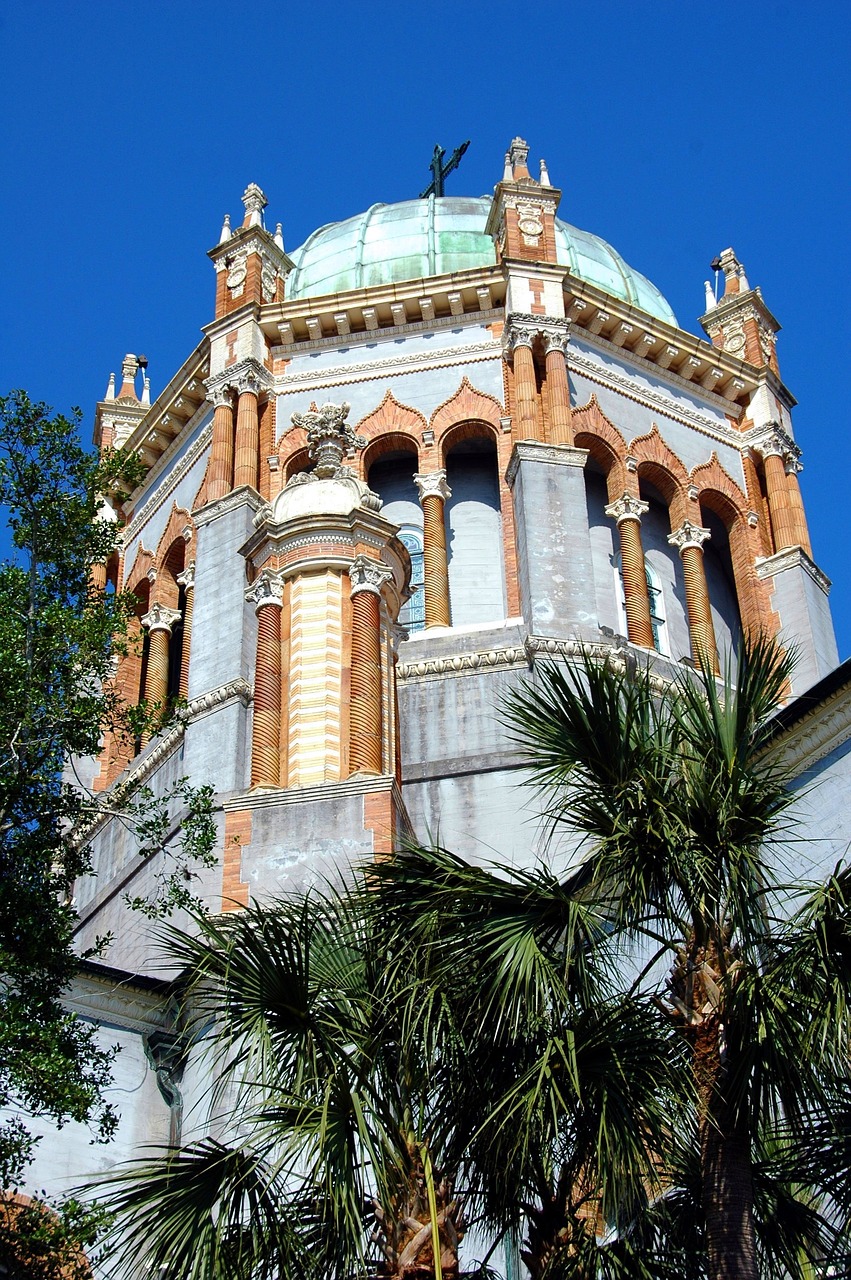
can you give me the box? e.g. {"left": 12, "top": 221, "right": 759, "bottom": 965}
{"left": 542, "top": 328, "right": 570, "bottom": 356}
{"left": 516, "top": 199, "right": 544, "bottom": 246}
{"left": 226, "top": 249, "right": 247, "bottom": 295}
{"left": 413, "top": 470, "right": 452, "bottom": 503}
{"left": 141, "top": 603, "right": 182, "bottom": 633}
{"left": 176, "top": 563, "right": 196, "bottom": 591}
{"left": 349, "top": 554, "right": 393, "bottom": 597}
{"left": 723, "top": 323, "right": 746, "bottom": 356}
{"left": 245, "top": 569, "right": 284, "bottom": 612}
{"left": 261, "top": 257, "right": 278, "bottom": 303}
{"left": 758, "top": 320, "right": 776, "bottom": 364}
{"left": 205, "top": 379, "right": 234, "bottom": 409}
{"left": 289, "top": 401, "right": 367, "bottom": 478}
{"left": 667, "top": 521, "right": 711, "bottom": 553}
{"left": 605, "top": 493, "right": 650, "bottom": 525}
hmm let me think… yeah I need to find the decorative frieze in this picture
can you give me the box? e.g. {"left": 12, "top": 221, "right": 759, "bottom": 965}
{"left": 506, "top": 441, "right": 589, "bottom": 487}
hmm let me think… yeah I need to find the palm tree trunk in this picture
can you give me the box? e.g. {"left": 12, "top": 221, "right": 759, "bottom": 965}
{"left": 694, "top": 1012, "right": 759, "bottom": 1280}
{"left": 374, "top": 1148, "right": 463, "bottom": 1279}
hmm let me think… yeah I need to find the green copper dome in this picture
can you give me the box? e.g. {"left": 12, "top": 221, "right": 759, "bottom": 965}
{"left": 286, "top": 195, "right": 677, "bottom": 326}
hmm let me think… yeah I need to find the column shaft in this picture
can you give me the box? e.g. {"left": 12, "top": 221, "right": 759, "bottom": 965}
{"left": 681, "top": 545, "right": 718, "bottom": 672}
{"left": 545, "top": 347, "right": 573, "bottom": 446}
{"left": 513, "top": 344, "right": 540, "bottom": 441}
{"left": 422, "top": 493, "right": 451, "bottom": 628}
{"left": 234, "top": 390, "right": 260, "bottom": 490}
{"left": 784, "top": 467, "right": 813, "bottom": 557}
{"left": 349, "top": 590, "right": 382, "bottom": 775}
{"left": 251, "top": 602, "right": 282, "bottom": 788}
{"left": 207, "top": 400, "right": 235, "bottom": 501}
{"left": 619, "top": 520, "right": 655, "bottom": 648}
{"left": 763, "top": 452, "right": 798, "bottom": 551}
{"left": 141, "top": 628, "right": 170, "bottom": 745}
{"left": 90, "top": 562, "right": 107, "bottom": 591}
{"left": 178, "top": 586, "right": 194, "bottom": 701}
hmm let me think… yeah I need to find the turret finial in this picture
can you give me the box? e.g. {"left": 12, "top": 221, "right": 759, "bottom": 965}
{"left": 105, "top": 372, "right": 116, "bottom": 401}
{"left": 241, "top": 183, "right": 268, "bottom": 228}
{"left": 274, "top": 222, "right": 285, "bottom": 252}
{"left": 219, "top": 213, "right": 232, "bottom": 244}
{"left": 539, "top": 158, "right": 552, "bottom": 186}
{"left": 704, "top": 280, "right": 717, "bottom": 312}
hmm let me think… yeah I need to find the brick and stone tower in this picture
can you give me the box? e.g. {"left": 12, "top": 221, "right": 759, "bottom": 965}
{"left": 29, "top": 141, "right": 848, "bottom": 1234}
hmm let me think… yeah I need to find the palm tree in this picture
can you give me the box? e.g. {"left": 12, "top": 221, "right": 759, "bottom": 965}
{"left": 369, "top": 637, "right": 851, "bottom": 1279}
{"left": 97, "top": 888, "right": 470, "bottom": 1279}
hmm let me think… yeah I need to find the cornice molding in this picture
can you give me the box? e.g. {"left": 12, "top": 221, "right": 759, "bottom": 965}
{"left": 193, "top": 485, "right": 266, "bottom": 528}
{"left": 763, "top": 681, "right": 851, "bottom": 776}
{"left": 274, "top": 338, "right": 502, "bottom": 395}
{"left": 222, "top": 772, "right": 404, "bottom": 811}
{"left": 568, "top": 341, "right": 742, "bottom": 447}
{"left": 123, "top": 418, "right": 212, "bottom": 549}
{"left": 506, "top": 441, "right": 589, "bottom": 487}
{"left": 755, "top": 546, "right": 832, "bottom": 594}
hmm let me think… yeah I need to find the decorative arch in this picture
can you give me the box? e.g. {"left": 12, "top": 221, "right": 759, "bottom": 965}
{"left": 690, "top": 455, "right": 774, "bottom": 639}
{"left": 354, "top": 391, "right": 427, "bottom": 480}
{"left": 123, "top": 545, "right": 154, "bottom": 600}
{"left": 154, "top": 504, "right": 193, "bottom": 605}
{"left": 440, "top": 418, "right": 500, "bottom": 465}
{"left": 572, "top": 394, "right": 630, "bottom": 498}
{"left": 629, "top": 425, "right": 690, "bottom": 526}
{"left": 284, "top": 446, "right": 312, "bottom": 481}
{"left": 276, "top": 422, "right": 308, "bottom": 479}
{"left": 362, "top": 430, "right": 421, "bottom": 478}
{"left": 431, "top": 377, "right": 503, "bottom": 443}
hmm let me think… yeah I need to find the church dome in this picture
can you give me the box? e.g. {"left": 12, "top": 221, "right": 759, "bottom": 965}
{"left": 286, "top": 195, "right": 677, "bottom": 326}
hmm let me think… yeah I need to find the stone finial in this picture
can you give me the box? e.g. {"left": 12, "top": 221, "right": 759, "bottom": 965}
{"left": 141, "top": 376, "right": 151, "bottom": 406}
{"left": 290, "top": 401, "right": 367, "bottom": 478}
{"left": 219, "top": 213, "right": 232, "bottom": 244}
{"left": 241, "top": 183, "right": 268, "bottom": 228}
{"left": 718, "top": 247, "right": 749, "bottom": 297}
{"left": 502, "top": 151, "right": 513, "bottom": 183}
{"left": 105, "top": 372, "right": 116, "bottom": 401}
{"left": 118, "top": 354, "right": 139, "bottom": 401}
{"left": 509, "top": 137, "right": 530, "bottom": 178}
{"left": 274, "top": 222, "right": 285, "bottom": 252}
{"left": 704, "top": 280, "right": 717, "bottom": 312}
{"left": 539, "top": 158, "right": 552, "bottom": 186}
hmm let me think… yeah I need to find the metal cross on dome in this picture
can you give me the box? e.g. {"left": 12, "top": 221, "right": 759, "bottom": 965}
{"left": 419, "top": 140, "right": 471, "bottom": 198}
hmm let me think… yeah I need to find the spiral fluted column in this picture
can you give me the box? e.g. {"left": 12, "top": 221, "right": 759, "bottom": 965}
{"left": 605, "top": 493, "right": 654, "bottom": 649}
{"left": 414, "top": 471, "right": 452, "bottom": 629}
{"left": 207, "top": 392, "right": 235, "bottom": 501}
{"left": 668, "top": 522, "right": 718, "bottom": 672}
{"left": 139, "top": 604, "right": 181, "bottom": 745}
{"left": 247, "top": 571, "right": 284, "bottom": 788}
{"left": 349, "top": 557, "right": 392, "bottom": 776}
{"left": 762, "top": 446, "right": 798, "bottom": 553}
{"left": 234, "top": 388, "right": 260, "bottom": 490}
{"left": 511, "top": 336, "right": 539, "bottom": 441}
{"left": 90, "top": 561, "right": 107, "bottom": 592}
{"left": 176, "top": 564, "right": 195, "bottom": 701}
{"left": 784, "top": 461, "right": 812, "bottom": 557}
{"left": 543, "top": 332, "right": 573, "bottom": 446}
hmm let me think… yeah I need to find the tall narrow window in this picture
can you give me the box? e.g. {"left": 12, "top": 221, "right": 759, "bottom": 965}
{"left": 398, "top": 527, "right": 425, "bottom": 633}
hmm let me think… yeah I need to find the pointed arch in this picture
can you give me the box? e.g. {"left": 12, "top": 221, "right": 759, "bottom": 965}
{"left": 629, "top": 424, "right": 690, "bottom": 526}
{"left": 155, "top": 504, "right": 194, "bottom": 581}
{"left": 123, "top": 545, "right": 154, "bottom": 599}
{"left": 572, "top": 395, "right": 630, "bottom": 498}
{"left": 690, "top": 453, "right": 749, "bottom": 519}
{"left": 356, "top": 389, "right": 428, "bottom": 441}
{"left": 431, "top": 377, "right": 503, "bottom": 439}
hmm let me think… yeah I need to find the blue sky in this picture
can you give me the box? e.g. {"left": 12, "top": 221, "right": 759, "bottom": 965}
{"left": 1, "top": 1, "right": 849, "bottom": 657}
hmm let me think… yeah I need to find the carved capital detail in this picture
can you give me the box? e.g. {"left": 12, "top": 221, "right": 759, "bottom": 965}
{"left": 141, "top": 603, "right": 182, "bottom": 634}
{"left": 245, "top": 569, "right": 284, "bottom": 612}
{"left": 668, "top": 521, "right": 711, "bottom": 553}
{"left": 605, "top": 493, "right": 649, "bottom": 525}
{"left": 176, "top": 563, "right": 196, "bottom": 591}
{"left": 413, "top": 470, "right": 451, "bottom": 503}
{"left": 349, "top": 555, "right": 393, "bottom": 598}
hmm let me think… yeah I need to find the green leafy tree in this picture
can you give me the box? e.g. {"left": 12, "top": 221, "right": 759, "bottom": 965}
{"left": 0, "top": 392, "right": 216, "bottom": 1192}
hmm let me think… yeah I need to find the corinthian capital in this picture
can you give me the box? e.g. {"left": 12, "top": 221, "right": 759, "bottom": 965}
{"left": 176, "top": 563, "right": 196, "bottom": 591}
{"left": 245, "top": 569, "right": 284, "bottom": 612}
{"left": 605, "top": 492, "right": 649, "bottom": 525}
{"left": 141, "top": 603, "right": 182, "bottom": 634}
{"left": 667, "top": 521, "right": 711, "bottom": 553}
{"left": 413, "top": 470, "right": 451, "bottom": 504}
{"left": 349, "top": 555, "right": 393, "bottom": 598}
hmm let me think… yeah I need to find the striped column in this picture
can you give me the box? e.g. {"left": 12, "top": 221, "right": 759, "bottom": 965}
{"left": 176, "top": 563, "right": 195, "bottom": 700}
{"left": 349, "top": 556, "right": 392, "bottom": 776}
{"left": 605, "top": 493, "right": 654, "bottom": 649}
{"left": 90, "top": 561, "right": 108, "bottom": 591}
{"left": 207, "top": 388, "right": 235, "bottom": 501}
{"left": 668, "top": 522, "right": 718, "bottom": 672}
{"left": 139, "top": 603, "right": 181, "bottom": 745}
{"left": 414, "top": 471, "right": 452, "bottom": 629}
{"left": 510, "top": 331, "right": 539, "bottom": 441}
{"left": 246, "top": 570, "right": 284, "bottom": 788}
{"left": 234, "top": 385, "right": 260, "bottom": 491}
{"left": 543, "top": 329, "right": 573, "bottom": 446}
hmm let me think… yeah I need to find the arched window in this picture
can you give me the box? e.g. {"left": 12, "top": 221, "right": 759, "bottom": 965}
{"left": 397, "top": 527, "right": 425, "bottom": 633}
{"left": 614, "top": 555, "right": 669, "bottom": 656}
